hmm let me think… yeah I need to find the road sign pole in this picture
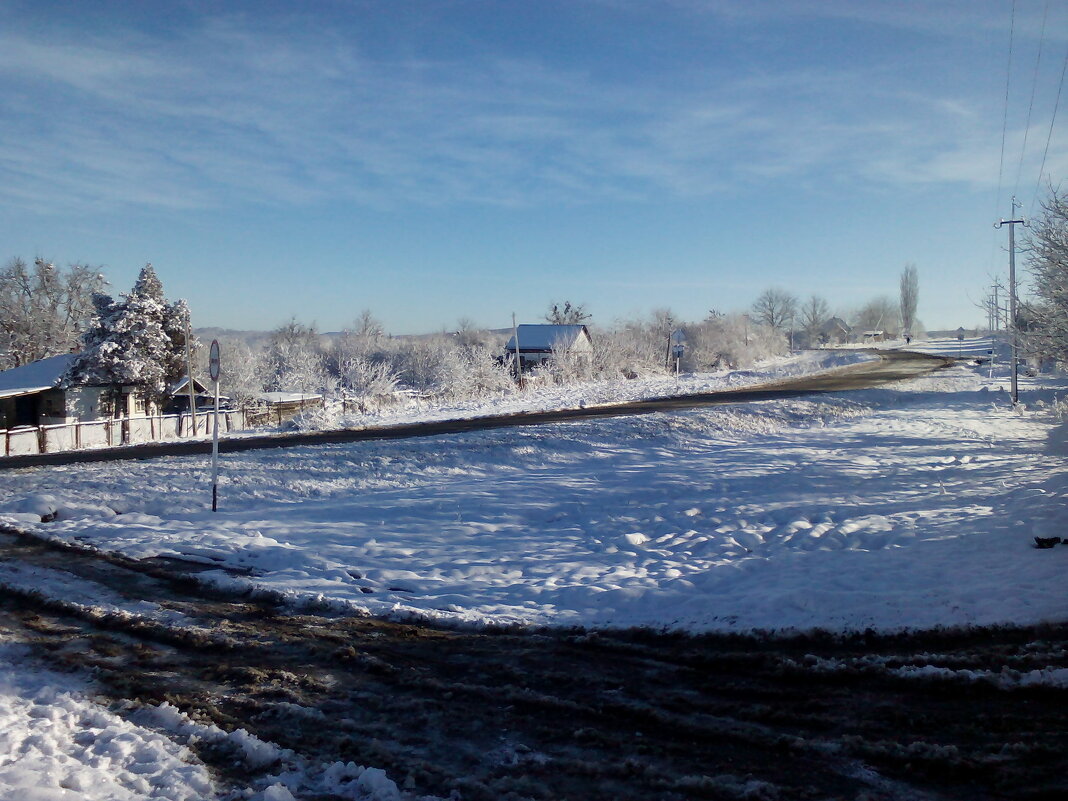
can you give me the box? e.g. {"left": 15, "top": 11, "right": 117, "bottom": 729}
{"left": 211, "top": 378, "right": 220, "bottom": 512}
{"left": 209, "top": 339, "right": 221, "bottom": 512}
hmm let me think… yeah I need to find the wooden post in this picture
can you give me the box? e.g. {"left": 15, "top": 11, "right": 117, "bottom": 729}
{"left": 512, "top": 313, "right": 523, "bottom": 389}
{"left": 185, "top": 313, "right": 197, "bottom": 435}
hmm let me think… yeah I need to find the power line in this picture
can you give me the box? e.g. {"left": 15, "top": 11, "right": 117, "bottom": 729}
{"left": 996, "top": 0, "right": 1017, "bottom": 220}
{"left": 1030, "top": 46, "right": 1068, "bottom": 217}
{"left": 1014, "top": 0, "right": 1050, "bottom": 198}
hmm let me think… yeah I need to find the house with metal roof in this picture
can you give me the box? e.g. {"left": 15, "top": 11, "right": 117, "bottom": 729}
{"left": 0, "top": 353, "right": 77, "bottom": 429}
{"left": 503, "top": 324, "right": 593, "bottom": 369}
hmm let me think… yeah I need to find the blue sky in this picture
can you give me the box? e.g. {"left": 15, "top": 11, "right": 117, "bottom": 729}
{"left": 1, "top": 0, "right": 1065, "bottom": 334}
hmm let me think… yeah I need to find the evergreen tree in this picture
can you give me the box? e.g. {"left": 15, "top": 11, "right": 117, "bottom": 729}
{"left": 64, "top": 265, "right": 195, "bottom": 407}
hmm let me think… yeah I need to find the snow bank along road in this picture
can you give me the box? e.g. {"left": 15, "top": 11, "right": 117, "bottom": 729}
{"left": 0, "top": 528, "right": 1064, "bottom": 801}
{"left": 0, "top": 350, "right": 949, "bottom": 469}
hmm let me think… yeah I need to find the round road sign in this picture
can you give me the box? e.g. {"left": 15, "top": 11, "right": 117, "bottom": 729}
{"left": 209, "top": 339, "right": 221, "bottom": 382}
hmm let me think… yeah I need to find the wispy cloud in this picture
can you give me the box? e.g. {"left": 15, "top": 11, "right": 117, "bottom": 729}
{"left": 0, "top": 7, "right": 1055, "bottom": 216}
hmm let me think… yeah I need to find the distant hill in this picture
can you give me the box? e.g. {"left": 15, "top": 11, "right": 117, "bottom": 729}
{"left": 193, "top": 327, "right": 274, "bottom": 346}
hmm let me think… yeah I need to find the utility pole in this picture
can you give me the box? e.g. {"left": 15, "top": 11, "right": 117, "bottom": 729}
{"left": 994, "top": 197, "right": 1026, "bottom": 405}
{"left": 511, "top": 312, "right": 523, "bottom": 389}
{"left": 184, "top": 312, "right": 197, "bottom": 436}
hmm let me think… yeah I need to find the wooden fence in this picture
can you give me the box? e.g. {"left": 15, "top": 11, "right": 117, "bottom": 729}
{"left": 0, "top": 409, "right": 248, "bottom": 457}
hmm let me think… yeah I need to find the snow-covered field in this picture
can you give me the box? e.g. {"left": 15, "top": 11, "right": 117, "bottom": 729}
{"left": 4, "top": 357, "right": 1067, "bottom": 634}
{"left": 2, "top": 354, "right": 1067, "bottom": 800}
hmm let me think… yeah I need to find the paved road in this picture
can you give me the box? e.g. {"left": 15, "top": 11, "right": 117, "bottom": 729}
{"left": 0, "top": 350, "right": 951, "bottom": 469}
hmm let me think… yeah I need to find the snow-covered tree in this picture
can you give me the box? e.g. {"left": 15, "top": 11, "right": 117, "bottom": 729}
{"left": 394, "top": 336, "right": 451, "bottom": 393}
{"left": 327, "top": 311, "right": 392, "bottom": 392}
{"left": 1024, "top": 189, "right": 1068, "bottom": 361}
{"left": 0, "top": 258, "right": 108, "bottom": 369}
{"left": 338, "top": 356, "right": 399, "bottom": 398}
{"left": 64, "top": 264, "right": 193, "bottom": 407}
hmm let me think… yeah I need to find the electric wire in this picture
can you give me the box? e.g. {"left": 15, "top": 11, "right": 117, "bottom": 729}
{"left": 996, "top": 0, "right": 1017, "bottom": 221}
{"left": 992, "top": 0, "right": 1018, "bottom": 281}
{"left": 1030, "top": 47, "right": 1068, "bottom": 218}
{"left": 1014, "top": 0, "right": 1050, "bottom": 199}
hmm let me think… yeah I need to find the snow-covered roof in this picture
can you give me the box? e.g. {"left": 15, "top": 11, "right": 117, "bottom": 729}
{"left": 0, "top": 353, "right": 76, "bottom": 400}
{"left": 504, "top": 324, "right": 591, "bottom": 352}
{"left": 170, "top": 375, "right": 210, "bottom": 395}
{"left": 258, "top": 392, "right": 323, "bottom": 404}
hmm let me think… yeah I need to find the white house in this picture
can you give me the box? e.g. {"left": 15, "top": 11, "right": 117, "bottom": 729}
{"left": 503, "top": 324, "right": 593, "bottom": 369}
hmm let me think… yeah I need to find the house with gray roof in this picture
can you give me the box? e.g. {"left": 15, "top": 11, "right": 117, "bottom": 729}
{"left": 503, "top": 324, "right": 593, "bottom": 369}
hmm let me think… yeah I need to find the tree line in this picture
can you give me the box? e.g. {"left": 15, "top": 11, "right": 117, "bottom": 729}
{"left": 748, "top": 263, "right": 920, "bottom": 346}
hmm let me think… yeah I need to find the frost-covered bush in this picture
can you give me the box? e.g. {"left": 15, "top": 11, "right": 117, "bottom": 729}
{"left": 690, "top": 313, "right": 786, "bottom": 371}
{"left": 216, "top": 337, "right": 266, "bottom": 408}
{"left": 337, "top": 356, "right": 399, "bottom": 398}
{"left": 594, "top": 321, "right": 670, "bottom": 378}
{"left": 549, "top": 339, "right": 597, "bottom": 383}
{"left": 440, "top": 345, "right": 514, "bottom": 398}
{"left": 245, "top": 307, "right": 796, "bottom": 425}
{"left": 264, "top": 322, "right": 335, "bottom": 397}
{"left": 393, "top": 336, "right": 451, "bottom": 394}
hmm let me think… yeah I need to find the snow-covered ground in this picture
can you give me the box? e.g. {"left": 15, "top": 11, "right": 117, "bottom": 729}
{"left": 1, "top": 354, "right": 1066, "bottom": 800}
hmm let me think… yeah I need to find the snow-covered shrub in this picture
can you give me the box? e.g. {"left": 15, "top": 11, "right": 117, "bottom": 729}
{"left": 690, "top": 313, "right": 785, "bottom": 370}
{"left": 288, "top": 402, "right": 344, "bottom": 432}
{"left": 549, "top": 338, "right": 596, "bottom": 383}
{"left": 393, "top": 335, "right": 452, "bottom": 394}
{"left": 567, "top": 312, "right": 680, "bottom": 381}
{"left": 440, "top": 345, "right": 514, "bottom": 398}
{"left": 264, "top": 320, "right": 335, "bottom": 397}
{"left": 216, "top": 337, "right": 267, "bottom": 408}
{"left": 338, "top": 356, "right": 399, "bottom": 398}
